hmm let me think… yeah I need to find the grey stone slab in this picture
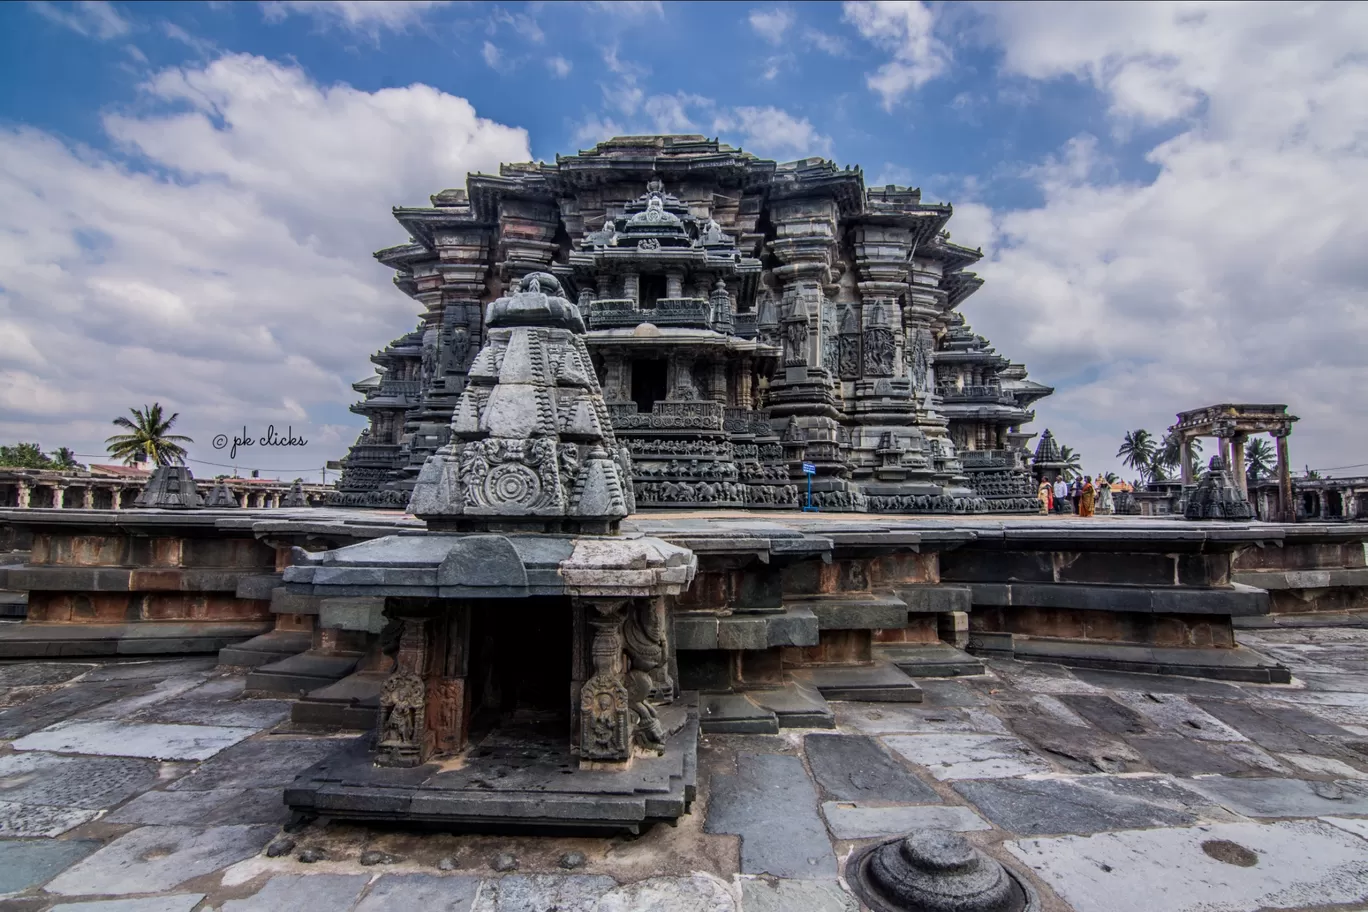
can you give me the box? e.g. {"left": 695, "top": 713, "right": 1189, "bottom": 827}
{"left": 836, "top": 703, "right": 1009, "bottom": 736}
{"left": 1008, "top": 717, "right": 1142, "bottom": 773}
{"left": 0, "top": 682, "right": 144, "bottom": 739}
{"left": 803, "top": 733, "right": 940, "bottom": 803}
{"left": 1192, "top": 698, "right": 1351, "bottom": 752}
{"left": 883, "top": 733, "right": 1054, "bottom": 780}
{"left": 0, "top": 838, "right": 102, "bottom": 895}
{"left": 1057, "top": 693, "right": 1151, "bottom": 734}
{"left": 879, "top": 643, "right": 985, "bottom": 678}
{"left": 0, "top": 752, "right": 159, "bottom": 809}
{"left": 700, "top": 693, "right": 778, "bottom": 734}
{"left": 1007, "top": 819, "right": 1368, "bottom": 912}
{"left": 352, "top": 874, "right": 481, "bottom": 912}
{"left": 705, "top": 752, "right": 837, "bottom": 879}
{"left": 913, "top": 678, "right": 990, "bottom": 707}
{"left": 80, "top": 658, "right": 218, "bottom": 681}
{"left": 739, "top": 878, "right": 855, "bottom": 912}
{"left": 169, "top": 736, "right": 360, "bottom": 790}
{"left": 46, "top": 824, "right": 277, "bottom": 895}
{"left": 105, "top": 788, "right": 289, "bottom": 826}
{"left": 47, "top": 897, "right": 205, "bottom": 912}
{"left": 953, "top": 776, "right": 1200, "bottom": 835}
{"left": 788, "top": 664, "right": 922, "bottom": 703}
{"left": 467, "top": 874, "right": 617, "bottom": 912}
{"left": 0, "top": 663, "right": 94, "bottom": 687}
{"left": 820, "top": 802, "right": 990, "bottom": 840}
{"left": 13, "top": 719, "right": 256, "bottom": 760}
{"left": 1109, "top": 691, "right": 1249, "bottom": 742}
{"left": 219, "top": 874, "right": 371, "bottom": 912}
{"left": 134, "top": 694, "right": 292, "bottom": 730}
{"left": 1069, "top": 668, "right": 1252, "bottom": 698}
{"left": 72, "top": 675, "right": 210, "bottom": 722}
{"left": 592, "top": 874, "right": 737, "bottom": 912}
{"left": 0, "top": 798, "right": 100, "bottom": 836}
{"left": 1188, "top": 775, "right": 1368, "bottom": 817}
{"left": 1126, "top": 734, "right": 1268, "bottom": 776}
{"left": 748, "top": 682, "right": 834, "bottom": 728}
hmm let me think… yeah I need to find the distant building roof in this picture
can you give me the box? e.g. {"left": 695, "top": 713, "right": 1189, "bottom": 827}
{"left": 88, "top": 464, "right": 153, "bottom": 478}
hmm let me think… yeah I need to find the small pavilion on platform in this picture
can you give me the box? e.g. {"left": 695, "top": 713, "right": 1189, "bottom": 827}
{"left": 1169, "top": 404, "right": 1298, "bottom": 522}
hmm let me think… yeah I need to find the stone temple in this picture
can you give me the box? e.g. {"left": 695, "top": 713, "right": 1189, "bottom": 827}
{"left": 331, "top": 135, "right": 1051, "bottom": 513}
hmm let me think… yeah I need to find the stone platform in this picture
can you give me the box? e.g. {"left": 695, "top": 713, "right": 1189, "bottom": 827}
{"left": 6, "top": 628, "right": 1368, "bottom": 910}
{"left": 285, "top": 699, "right": 699, "bottom": 835}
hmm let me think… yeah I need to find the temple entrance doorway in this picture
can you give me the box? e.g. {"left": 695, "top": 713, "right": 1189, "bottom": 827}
{"left": 467, "top": 598, "right": 574, "bottom": 745}
{"left": 640, "top": 274, "right": 666, "bottom": 310}
{"left": 1329, "top": 491, "right": 1344, "bottom": 519}
{"left": 631, "top": 359, "right": 668, "bottom": 413}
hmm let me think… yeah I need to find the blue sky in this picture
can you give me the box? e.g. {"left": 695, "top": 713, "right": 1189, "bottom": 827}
{"left": 1, "top": 1, "right": 1365, "bottom": 482}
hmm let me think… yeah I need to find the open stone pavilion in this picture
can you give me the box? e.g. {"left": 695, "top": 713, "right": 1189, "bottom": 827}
{"left": 3, "top": 137, "right": 1368, "bottom": 911}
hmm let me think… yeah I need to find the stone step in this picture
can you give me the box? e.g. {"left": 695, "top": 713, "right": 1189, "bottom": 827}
{"left": 748, "top": 680, "right": 835, "bottom": 729}
{"left": 1006, "top": 636, "right": 1291, "bottom": 684}
{"left": 290, "top": 669, "right": 386, "bottom": 729}
{"left": 1235, "top": 611, "right": 1368, "bottom": 629}
{"left": 876, "top": 642, "right": 986, "bottom": 678}
{"left": 0, "top": 591, "right": 26, "bottom": 619}
{"left": 787, "top": 662, "right": 923, "bottom": 702}
{"left": 217, "top": 630, "right": 312, "bottom": 668}
{"left": 0, "top": 620, "right": 271, "bottom": 658}
{"left": 245, "top": 649, "right": 362, "bottom": 695}
{"left": 700, "top": 693, "right": 779, "bottom": 734}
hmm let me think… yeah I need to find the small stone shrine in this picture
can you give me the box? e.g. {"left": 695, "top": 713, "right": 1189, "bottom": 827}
{"left": 204, "top": 480, "right": 240, "bottom": 508}
{"left": 1185, "top": 455, "right": 1257, "bottom": 521}
{"left": 283, "top": 272, "right": 699, "bottom": 832}
{"left": 131, "top": 466, "right": 202, "bottom": 509}
{"left": 331, "top": 135, "right": 1052, "bottom": 514}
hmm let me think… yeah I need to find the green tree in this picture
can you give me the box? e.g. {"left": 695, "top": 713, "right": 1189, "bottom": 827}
{"left": 51, "top": 447, "right": 82, "bottom": 469}
{"left": 0, "top": 442, "right": 52, "bottom": 468}
{"left": 1117, "top": 430, "right": 1158, "bottom": 482}
{"left": 1059, "top": 445, "right": 1083, "bottom": 481}
{"left": 105, "top": 404, "right": 193, "bottom": 466}
{"left": 1304, "top": 465, "right": 1322, "bottom": 480}
{"left": 1245, "top": 438, "right": 1275, "bottom": 483}
{"left": 1153, "top": 431, "right": 1201, "bottom": 482}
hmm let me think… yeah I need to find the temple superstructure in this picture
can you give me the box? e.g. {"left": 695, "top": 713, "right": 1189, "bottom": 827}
{"left": 332, "top": 135, "right": 1052, "bottom": 513}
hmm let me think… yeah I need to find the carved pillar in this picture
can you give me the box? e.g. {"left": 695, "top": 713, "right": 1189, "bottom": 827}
{"left": 16, "top": 481, "right": 30, "bottom": 509}
{"left": 604, "top": 356, "right": 626, "bottom": 402}
{"left": 1180, "top": 436, "right": 1194, "bottom": 485}
{"left": 624, "top": 272, "right": 640, "bottom": 304}
{"left": 578, "top": 599, "right": 631, "bottom": 766}
{"left": 425, "top": 605, "right": 472, "bottom": 759}
{"left": 1231, "top": 434, "right": 1248, "bottom": 500}
{"left": 269, "top": 493, "right": 281, "bottom": 509}
{"left": 665, "top": 270, "right": 683, "bottom": 299}
{"left": 377, "top": 613, "right": 429, "bottom": 768}
{"left": 709, "top": 361, "right": 727, "bottom": 403}
{"left": 52, "top": 486, "right": 65, "bottom": 510}
{"left": 110, "top": 486, "right": 121, "bottom": 511}
{"left": 1274, "top": 428, "right": 1293, "bottom": 523}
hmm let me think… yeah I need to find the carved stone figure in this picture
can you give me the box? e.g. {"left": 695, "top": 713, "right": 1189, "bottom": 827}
{"left": 376, "top": 671, "right": 426, "bottom": 767}
{"left": 863, "top": 326, "right": 896, "bottom": 377}
{"left": 579, "top": 602, "right": 631, "bottom": 762}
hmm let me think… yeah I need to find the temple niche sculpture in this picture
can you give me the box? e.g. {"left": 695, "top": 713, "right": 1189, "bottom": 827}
{"left": 333, "top": 136, "right": 1052, "bottom": 514}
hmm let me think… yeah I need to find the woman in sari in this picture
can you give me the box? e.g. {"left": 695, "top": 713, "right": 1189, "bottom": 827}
{"left": 1037, "top": 480, "right": 1052, "bottom": 515}
{"left": 1079, "top": 476, "right": 1096, "bottom": 517}
{"left": 1097, "top": 476, "right": 1114, "bottom": 515}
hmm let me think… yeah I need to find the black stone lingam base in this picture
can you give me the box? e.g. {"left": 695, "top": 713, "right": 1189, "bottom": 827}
{"left": 284, "top": 696, "right": 698, "bottom": 835}
{"left": 847, "top": 830, "right": 1040, "bottom": 912}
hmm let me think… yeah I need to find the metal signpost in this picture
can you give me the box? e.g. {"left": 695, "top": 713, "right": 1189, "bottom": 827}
{"left": 801, "top": 462, "right": 819, "bottom": 511}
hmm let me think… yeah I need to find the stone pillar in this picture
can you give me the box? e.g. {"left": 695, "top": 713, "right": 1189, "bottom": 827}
{"left": 1231, "top": 434, "right": 1248, "bottom": 500}
{"left": 665, "top": 271, "right": 683, "bottom": 299}
{"left": 604, "top": 356, "right": 626, "bottom": 402}
{"left": 238, "top": 492, "right": 249, "bottom": 508}
{"left": 110, "top": 486, "right": 121, "bottom": 511}
{"left": 81, "top": 487, "right": 94, "bottom": 510}
{"left": 1180, "top": 436, "right": 1193, "bottom": 485}
{"left": 270, "top": 492, "right": 281, "bottom": 509}
{"left": 1319, "top": 490, "right": 1328, "bottom": 520}
{"left": 52, "top": 486, "right": 65, "bottom": 510}
{"left": 1274, "top": 429, "right": 1293, "bottom": 523}
{"left": 15, "top": 481, "right": 30, "bottom": 509}
{"left": 579, "top": 599, "right": 631, "bottom": 767}
{"left": 624, "top": 272, "right": 639, "bottom": 304}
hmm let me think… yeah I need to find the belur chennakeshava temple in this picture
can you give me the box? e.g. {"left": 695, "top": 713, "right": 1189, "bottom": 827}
{"left": 331, "top": 136, "right": 1053, "bottom": 514}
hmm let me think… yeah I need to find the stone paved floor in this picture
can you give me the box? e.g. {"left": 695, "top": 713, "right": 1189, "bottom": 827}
{"left": 5, "top": 629, "right": 1368, "bottom": 910}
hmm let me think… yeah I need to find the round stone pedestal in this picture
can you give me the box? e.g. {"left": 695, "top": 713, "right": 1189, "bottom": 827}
{"left": 846, "top": 830, "right": 1039, "bottom": 912}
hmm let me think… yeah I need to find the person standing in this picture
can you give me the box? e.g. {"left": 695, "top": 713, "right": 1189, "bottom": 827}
{"left": 1097, "top": 477, "right": 1114, "bottom": 515}
{"left": 1053, "top": 476, "right": 1069, "bottom": 514}
{"left": 1037, "top": 479, "right": 1052, "bottom": 515}
{"left": 1080, "top": 476, "right": 1096, "bottom": 517}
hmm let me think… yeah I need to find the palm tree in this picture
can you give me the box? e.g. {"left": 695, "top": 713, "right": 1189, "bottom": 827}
{"left": 51, "top": 447, "right": 82, "bottom": 469}
{"left": 1059, "top": 445, "right": 1083, "bottom": 481}
{"left": 1154, "top": 430, "right": 1201, "bottom": 482}
{"left": 105, "top": 404, "right": 193, "bottom": 466}
{"left": 1245, "top": 438, "right": 1275, "bottom": 484}
{"left": 1117, "top": 430, "right": 1158, "bottom": 482}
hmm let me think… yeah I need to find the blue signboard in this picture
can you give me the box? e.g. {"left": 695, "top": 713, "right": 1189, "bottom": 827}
{"left": 801, "top": 462, "right": 817, "bottom": 475}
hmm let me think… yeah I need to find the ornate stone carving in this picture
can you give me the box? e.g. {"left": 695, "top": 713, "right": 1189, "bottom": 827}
{"left": 133, "top": 466, "right": 203, "bottom": 510}
{"left": 623, "top": 599, "right": 670, "bottom": 751}
{"left": 377, "top": 671, "right": 426, "bottom": 767}
{"left": 907, "top": 327, "right": 931, "bottom": 394}
{"left": 863, "top": 326, "right": 896, "bottom": 377}
{"left": 580, "top": 602, "right": 631, "bottom": 763}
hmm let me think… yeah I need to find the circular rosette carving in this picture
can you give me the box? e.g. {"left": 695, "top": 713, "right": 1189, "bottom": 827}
{"left": 485, "top": 462, "right": 543, "bottom": 508}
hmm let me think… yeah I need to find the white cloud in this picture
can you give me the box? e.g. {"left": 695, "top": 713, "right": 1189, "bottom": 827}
{"left": 748, "top": 6, "right": 795, "bottom": 45}
{"left": 0, "top": 53, "right": 529, "bottom": 476}
{"left": 482, "top": 40, "right": 503, "bottom": 70}
{"left": 30, "top": 1, "right": 131, "bottom": 40}
{"left": 843, "top": 0, "right": 949, "bottom": 109}
{"left": 585, "top": 0, "right": 663, "bottom": 17}
{"left": 804, "top": 28, "right": 847, "bottom": 56}
{"left": 949, "top": 1, "right": 1368, "bottom": 476}
{"left": 714, "top": 106, "right": 833, "bottom": 159}
{"left": 547, "top": 55, "right": 572, "bottom": 78}
{"left": 259, "top": 0, "right": 450, "bottom": 33}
